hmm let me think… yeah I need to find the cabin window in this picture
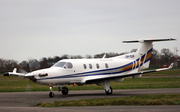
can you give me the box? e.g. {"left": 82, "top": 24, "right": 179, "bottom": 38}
{"left": 66, "top": 62, "right": 73, "bottom": 68}
{"left": 96, "top": 63, "right": 100, "bottom": 69}
{"left": 105, "top": 63, "right": 108, "bottom": 68}
{"left": 89, "top": 64, "right": 92, "bottom": 69}
{"left": 83, "top": 64, "right": 87, "bottom": 69}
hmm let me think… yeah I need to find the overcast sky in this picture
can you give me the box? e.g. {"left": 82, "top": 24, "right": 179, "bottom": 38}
{"left": 0, "top": 0, "right": 179, "bottom": 62}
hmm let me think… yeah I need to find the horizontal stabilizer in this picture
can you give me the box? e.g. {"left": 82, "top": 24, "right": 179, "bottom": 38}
{"left": 123, "top": 38, "right": 176, "bottom": 43}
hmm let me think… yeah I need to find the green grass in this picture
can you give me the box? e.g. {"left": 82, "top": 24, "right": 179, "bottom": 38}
{"left": 0, "top": 76, "right": 49, "bottom": 92}
{"left": 37, "top": 94, "right": 180, "bottom": 107}
{"left": 0, "top": 76, "right": 180, "bottom": 92}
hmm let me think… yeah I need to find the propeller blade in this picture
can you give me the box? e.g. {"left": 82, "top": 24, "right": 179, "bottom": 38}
{"left": 25, "top": 80, "right": 32, "bottom": 92}
{"left": 18, "top": 68, "right": 28, "bottom": 74}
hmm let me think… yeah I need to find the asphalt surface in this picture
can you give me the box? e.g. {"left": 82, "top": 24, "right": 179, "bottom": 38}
{"left": 0, "top": 88, "right": 180, "bottom": 112}
{"left": 1, "top": 106, "right": 180, "bottom": 112}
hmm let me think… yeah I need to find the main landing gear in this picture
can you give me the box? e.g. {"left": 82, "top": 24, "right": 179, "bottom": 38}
{"left": 105, "top": 87, "right": 113, "bottom": 95}
{"left": 61, "top": 87, "right": 69, "bottom": 95}
{"left": 104, "top": 81, "right": 113, "bottom": 95}
{"left": 48, "top": 81, "right": 113, "bottom": 98}
{"left": 49, "top": 85, "right": 69, "bottom": 98}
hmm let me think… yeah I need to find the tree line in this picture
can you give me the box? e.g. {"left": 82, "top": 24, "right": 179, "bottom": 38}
{"left": 0, "top": 48, "right": 179, "bottom": 73}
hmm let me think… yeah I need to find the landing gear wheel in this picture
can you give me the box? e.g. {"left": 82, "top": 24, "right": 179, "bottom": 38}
{"left": 61, "top": 87, "right": 69, "bottom": 95}
{"left": 105, "top": 87, "right": 113, "bottom": 95}
{"left": 49, "top": 92, "right": 54, "bottom": 98}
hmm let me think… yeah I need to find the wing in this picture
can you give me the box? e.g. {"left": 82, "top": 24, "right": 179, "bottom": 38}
{"left": 85, "top": 63, "right": 174, "bottom": 84}
{"left": 4, "top": 68, "right": 26, "bottom": 77}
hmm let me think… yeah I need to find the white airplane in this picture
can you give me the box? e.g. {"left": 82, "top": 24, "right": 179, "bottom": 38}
{"left": 4, "top": 38, "right": 176, "bottom": 98}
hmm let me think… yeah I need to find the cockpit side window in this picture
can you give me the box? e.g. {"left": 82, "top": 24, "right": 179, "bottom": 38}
{"left": 53, "top": 62, "right": 66, "bottom": 67}
{"left": 66, "top": 62, "right": 73, "bottom": 68}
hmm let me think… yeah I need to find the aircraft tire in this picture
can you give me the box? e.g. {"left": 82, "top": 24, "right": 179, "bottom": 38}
{"left": 49, "top": 92, "right": 54, "bottom": 98}
{"left": 62, "top": 87, "right": 69, "bottom": 95}
{"left": 105, "top": 87, "right": 113, "bottom": 95}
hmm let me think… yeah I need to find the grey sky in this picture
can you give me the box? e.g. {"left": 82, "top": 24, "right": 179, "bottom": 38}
{"left": 0, "top": 0, "right": 180, "bottom": 62}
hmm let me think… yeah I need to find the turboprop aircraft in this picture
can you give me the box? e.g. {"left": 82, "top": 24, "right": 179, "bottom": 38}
{"left": 4, "top": 38, "right": 176, "bottom": 98}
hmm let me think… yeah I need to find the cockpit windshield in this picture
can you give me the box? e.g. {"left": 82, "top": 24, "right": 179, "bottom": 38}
{"left": 52, "top": 61, "right": 73, "bottom": 69}
{"left": 53, "top": 62, "right": 66, "bottom": 67}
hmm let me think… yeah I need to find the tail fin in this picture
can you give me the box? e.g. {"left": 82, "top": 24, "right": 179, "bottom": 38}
{"left": 123, "top": 38, "right": 176, "bottom": 70}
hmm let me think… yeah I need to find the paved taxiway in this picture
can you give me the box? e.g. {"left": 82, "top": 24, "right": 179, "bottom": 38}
{"left": 0, "top": 88, "right": 180, "bottom": 112}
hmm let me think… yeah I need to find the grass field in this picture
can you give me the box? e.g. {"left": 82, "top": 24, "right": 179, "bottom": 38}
{"left": 0, "top": 69, "right": 180, "bottom": 92}
{"left": 37, "top": 94, "right": 180, "bottom": 107}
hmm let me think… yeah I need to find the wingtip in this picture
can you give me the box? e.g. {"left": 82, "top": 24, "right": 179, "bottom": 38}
{"left": 12, "top": 68, "right": 17, "bottom": 73}
{"left": 169, "top": 63, "right": 174, "bottom": 69}
{"left": 169, "top": 38, "right": 176, "bottom": 41}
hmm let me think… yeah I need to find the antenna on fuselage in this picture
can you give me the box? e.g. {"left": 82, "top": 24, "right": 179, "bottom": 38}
{"left": 102, "top": 53, "right": 106, "bottom": 59}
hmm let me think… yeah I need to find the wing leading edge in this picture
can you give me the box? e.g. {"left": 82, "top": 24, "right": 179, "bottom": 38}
{"left": 4, "top": 68, "right": 26, "bottom": 77}
{"left": 85, "top": 63, "right": 174, "bottom": 84}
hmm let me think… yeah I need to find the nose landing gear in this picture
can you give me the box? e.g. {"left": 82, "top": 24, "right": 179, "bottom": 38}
{"left": 49, "top": 84, "right": 54, "bottom": 98}
{"left": 49, "top": 91, "right": 54, "bottom": 98}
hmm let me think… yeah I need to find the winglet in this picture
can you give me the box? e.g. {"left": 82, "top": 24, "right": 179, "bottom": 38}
{"left": 12, "top": 68, "right": 17, "bottom": 73}
{"left": 169, "top": 63, "right": 174, "bottom": 69}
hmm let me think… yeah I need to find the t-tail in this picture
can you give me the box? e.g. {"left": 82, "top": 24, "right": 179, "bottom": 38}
{"left": 116, "top": 38, "right": 176, "bottom": 71}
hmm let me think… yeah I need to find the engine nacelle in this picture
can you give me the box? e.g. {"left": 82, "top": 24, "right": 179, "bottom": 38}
{"left": 114, "top": 78, "right": 124, "bottom": 82}
{"left": 132, "top": 74, "right": 142, "bottom": 79}
{"left": 3, "top": 72, "right": 10, "bottom": 76}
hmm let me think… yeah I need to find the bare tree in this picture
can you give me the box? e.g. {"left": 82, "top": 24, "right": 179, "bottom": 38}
{"left": 94, "top": 53, "right": 105, "bottom": 58}
{"left": 69, "top": 55, "right": 83, "bottom": 59}
{"left": 61, "top": 54, "right": 69, "bottom": 59}
{"left": 0, "top": 58, "right": 6, "bottom": 67}
{"left": 28, "top": 59, "right": 40, "bottom": 71}
{"left": 85, "top": 54, "right": 93, "bottom": 59}
{"left": 130, "top": 49, "right": 137, "bottom": 53}
{"left": 150, "top": 49, "right": 160, "bottom": 67}
{"left": 0, "top": 58, "right": 18, "bottom": 72}
{"left": 160, "top": 48, "right": 174, "bottom": 65}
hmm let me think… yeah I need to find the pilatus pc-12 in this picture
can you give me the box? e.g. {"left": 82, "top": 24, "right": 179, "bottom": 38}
{"left": 4, "top": 38, "right": 175, "bottom": 98}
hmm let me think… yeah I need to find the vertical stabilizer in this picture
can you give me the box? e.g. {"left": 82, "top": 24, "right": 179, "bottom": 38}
{"left": 122, "top": 38, "right": 176, "bottom": 70}
{"left": 135, "top": 41, "right": 153, "bottom": 70}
